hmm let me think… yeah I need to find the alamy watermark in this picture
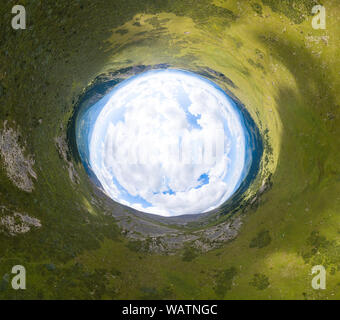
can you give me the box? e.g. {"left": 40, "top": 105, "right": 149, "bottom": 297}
{"left": 311, "top": 265, "right": 326, "bottom": 290}
{"left": 312, "top": 5, "right": 326, "bottom": 30}
{"left": 11, "top": 5, "right": 26, "bottom": 30}
{"left": 11, "top": 265, "right": 26, "bottom": 290}
{"left": 9, "top": 4, "right": 326, "bottom": 31}
{"left": 107, "top": 128, "right": 227, "bottom": 166}
{"left": 1, "top": 265, "right": 26, "bottom": 290}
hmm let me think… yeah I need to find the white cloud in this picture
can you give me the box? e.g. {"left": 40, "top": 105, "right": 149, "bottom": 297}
{"left": 88, "top": 70, "right": 247, "bottom": 216}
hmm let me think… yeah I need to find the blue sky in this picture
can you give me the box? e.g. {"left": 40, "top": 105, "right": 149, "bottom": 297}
{"left": 76, "top": 69, "right": 250, "bottom": 216}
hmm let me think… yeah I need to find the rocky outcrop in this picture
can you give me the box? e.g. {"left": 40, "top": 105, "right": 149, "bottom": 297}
{"left": 0, "top": 121, "right": 37, "bottom": 192}
{"left": 55, "top": 135, "right": 79, "bottom": 184}
{"left": 0, "top": 206, "right": 41, "bottom": 236}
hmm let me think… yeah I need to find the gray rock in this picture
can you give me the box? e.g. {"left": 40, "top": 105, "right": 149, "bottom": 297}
{"left": 0, "top": 121, "right": 37, "bottom": 192}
